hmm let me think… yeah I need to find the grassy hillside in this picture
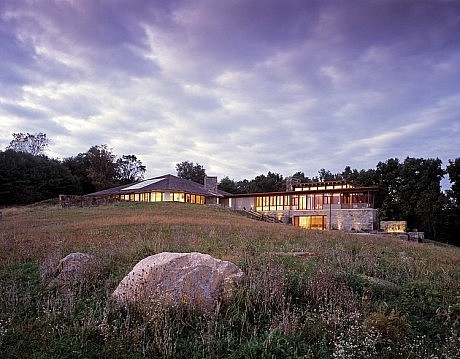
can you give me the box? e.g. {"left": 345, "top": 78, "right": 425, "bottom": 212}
{"left": 0, "top": 202, "right": 459, "bottom": 358}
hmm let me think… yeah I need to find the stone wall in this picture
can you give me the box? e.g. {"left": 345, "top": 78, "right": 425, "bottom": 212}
{"left": 334, "top": 209, "right": 378, "bottom": 231}
{"left": 255, "top": 208, "right": 378, "bottom": 231}
{"left": 59, "top": 195, "right": 119, "bottom": 208}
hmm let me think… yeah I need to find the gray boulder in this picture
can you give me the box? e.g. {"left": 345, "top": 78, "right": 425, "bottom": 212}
{"left": 48, "top": 252, "right": 95, "bottom": 288}
{"left": 112, "top": 252, "right": 244, "bottom": 311}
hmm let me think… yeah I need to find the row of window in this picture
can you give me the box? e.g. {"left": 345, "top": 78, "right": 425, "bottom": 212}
{"left": 119, "top": 191, "right": 205, "bottom": 204}
{"left": 255, "top": 193, "right": 372, "bottom": 211}
{"left": 294, "top": 183, "right": 354, "bottom": 191}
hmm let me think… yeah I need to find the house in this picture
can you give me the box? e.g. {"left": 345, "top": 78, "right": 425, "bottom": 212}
{"left": 220, "top": 179, "right": 379, "bottom": 231}
{"left": 80, "top": 175, "right": 379, "bottom": 232}
{"left": 85, "top": 174, "right": 230, "bottom": 205}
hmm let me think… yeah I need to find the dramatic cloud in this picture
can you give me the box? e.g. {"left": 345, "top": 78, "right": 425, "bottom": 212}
{"left": 1, "top": 0, "right": 459, "bottom": 181}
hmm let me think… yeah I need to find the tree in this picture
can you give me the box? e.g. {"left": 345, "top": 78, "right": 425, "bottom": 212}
{"left": 218, "top": 176, "right": 238, "bottom": 194}
{"left": 292, "top": 171, "right": 312, "bottom": 183}
{"left": 64, "top": 145, "right": 118, "bottom": 193}
{"left": 64, "top": 145, "right": 148, "bottom": 194}
{"left": 116, "top": 155, "right": 146, "bottom": 185}
{"left": 248, "top": 172, "right": 285, "bottom": 193}
{"left": 176, "top": 161, "right": 206, "bottom": 184}
{"left": 318, "top": 168, "right": 340, "bottom": 182}
{"left": 85, "top": 145, "right": 118, "bottom": 191}
{"left": 375, "top": 157, "right": 445, "bottom": 240}
{"left": 375, "top": 158, "right": 402, "bottom": 220}
{"left": 235, "top": 179, "right": 251, "bottom": 194}
{"left": 444, "top": 158, "right": 460, "bottom": 245}
{"left": 446, "top": 158, "right": 460, "bottom": 205}
{"left": 0, "top": 149, "right": 79, "bottom": 206}
{"left": 399, "top": 157, "right": 444, "bottom": 238}
{"left": 6, "top": 132, "right": 50, "bottom": 156}
{"left": 62, "top": 153, "right": 93, "bottom": 194}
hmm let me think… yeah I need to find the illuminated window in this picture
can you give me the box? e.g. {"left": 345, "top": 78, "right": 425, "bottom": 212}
{"left": 276, "top": 196, "right": 283, "bottom": 208}
{"left": 170, "top": 192, "right": 185, "bottom": 202}
{"left": 299, "top": 195, "right": 307, "bottom": 210}
{"left": 294, "top": 216, "right": 325, "bottom": 230}
{"left": 284, "top": 196, "right": 290, "bottom": 208}
{"left": 292, "top": 196, "right": 299, "bottom": 209}
{"left": 256, "top": 197, "right": 262, "bottom": 209}
{"left": 149, "top": 192, "right": 162, "bottom": 202}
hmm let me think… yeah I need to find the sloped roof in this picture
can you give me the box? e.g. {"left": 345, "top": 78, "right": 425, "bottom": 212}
{"left": 86, "top": 174, "right": 231, "bottom": 198}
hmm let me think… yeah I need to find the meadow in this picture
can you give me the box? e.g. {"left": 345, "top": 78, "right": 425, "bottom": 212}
{"left": 0, "top": 202, "right": 459, "bottom": 358}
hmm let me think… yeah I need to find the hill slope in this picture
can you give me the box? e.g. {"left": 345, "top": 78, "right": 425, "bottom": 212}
{"left": 0, "top": 202, "right": 459, "bottom": 358}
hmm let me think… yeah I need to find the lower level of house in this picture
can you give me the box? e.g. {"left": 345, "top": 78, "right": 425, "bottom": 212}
{"left": 262, "top": 208, "right": 378, "bottom": 231}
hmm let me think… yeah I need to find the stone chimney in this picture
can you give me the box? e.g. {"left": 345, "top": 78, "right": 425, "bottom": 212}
{"left": 204, "top": 176, "right": 218, "bottom": 193}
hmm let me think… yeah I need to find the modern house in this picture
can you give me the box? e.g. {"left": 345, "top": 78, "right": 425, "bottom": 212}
{"left": 78, "top": 174, "right": 379, "bottom": 231}
{"left": 84, "top": 174, "right": 230, "bottom": 205}
{"left": 220, "top": 179, "right": 379, "bottom": 231}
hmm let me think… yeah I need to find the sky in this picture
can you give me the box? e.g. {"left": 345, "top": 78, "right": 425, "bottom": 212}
{"left": 1, "top": 0, "right": 459, "bottom": 183}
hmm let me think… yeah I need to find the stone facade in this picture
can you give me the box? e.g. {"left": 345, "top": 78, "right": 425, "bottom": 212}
{"left": 59, "top": 194, "right": 119, "bottom": 208}
{"left": 251, "top": 208, "right": 378, "bottom": 231}
{"left": 333, "top": 208, "right": 378, "bottom": 231}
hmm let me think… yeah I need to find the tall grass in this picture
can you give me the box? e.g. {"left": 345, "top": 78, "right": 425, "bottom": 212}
{"left": 0, "top": 202, "right": 459, "bottom": 358}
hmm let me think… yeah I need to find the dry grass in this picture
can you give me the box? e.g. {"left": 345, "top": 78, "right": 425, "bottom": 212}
{"left": 0, "top": 201, "right": 459, "bottom": 358}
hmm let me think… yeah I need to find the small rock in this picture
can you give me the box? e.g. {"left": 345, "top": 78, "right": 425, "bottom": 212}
{"left": 48, "top": 252, "right": 95, "bottom": 288}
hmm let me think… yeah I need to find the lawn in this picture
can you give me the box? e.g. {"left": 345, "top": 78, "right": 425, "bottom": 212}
{"left": 0, "top": 202, "right": 459, "bottom": 358}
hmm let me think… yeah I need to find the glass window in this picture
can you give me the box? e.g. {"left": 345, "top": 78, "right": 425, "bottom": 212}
{"left": 295, "top": 216, "right": 325, "bottom": 230}
{"left": 284, "top": 196, "right": 290, "bottom": 208}
{"left": 292, "top": 195, "right": 299, "bottom": 209}
{"left": 299, "top": 195, "right": 307, "bottom": 210}
{"left": 277, "top": 196, "right": 283, "bottom": 208}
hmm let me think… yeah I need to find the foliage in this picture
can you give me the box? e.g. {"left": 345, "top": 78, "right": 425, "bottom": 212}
{"left": 0, "top": 150, "right": 79, "bottom": 206}
{"left": 6, "top": 132, "right": 50, "bottom": 156}
{"left": 218, "top": 172, "right": 285, "bottom": 194}
{"left": 446, "top": 158, "right": 460, "bottom": 206}
{"left": 176, "top": 161, "right": 206, "bottom": 184}
{"left": 249, "top": 171, "right": 285, "bottom": 193}
{"left": 64, "top": 146, "right": 146, "bottom": 195}
{"left": 444, "top": 159, "right": 460, "bottom": 245}
{"left": 0, "top": 203, "right": 459, "bottom": 358}
{"left": 218, "top": 176, "right": 239, "bottom": 194}
{"left": 116, "top": 155, "right": 146, "bottom": 185}
{"left": 85, "top": 144, "right": 118, "bottom": 191}
{"left": 62, "top": 153, "right": 95, "bottom": 194}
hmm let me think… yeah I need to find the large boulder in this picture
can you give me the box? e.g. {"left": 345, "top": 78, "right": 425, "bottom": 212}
{"left": 112, "top": 252, "right": 244, "bottom": 311}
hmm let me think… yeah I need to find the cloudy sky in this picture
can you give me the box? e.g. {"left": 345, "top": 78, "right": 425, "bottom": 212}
{"left": 1, "top": 0, "right": 459, "bottom": 182}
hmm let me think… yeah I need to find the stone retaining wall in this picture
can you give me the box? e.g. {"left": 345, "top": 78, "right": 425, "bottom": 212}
{"left": 59, "top": 195, "right": 119, "bottom": 208}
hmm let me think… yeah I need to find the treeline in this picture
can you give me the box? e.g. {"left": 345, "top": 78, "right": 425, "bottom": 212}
{"left": 0, "top": 133, "right": 145, "bottom": 206}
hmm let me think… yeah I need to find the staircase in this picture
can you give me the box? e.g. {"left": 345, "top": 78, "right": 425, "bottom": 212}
{"left": 236, "top": 210, "right": 284, "bottom": 224}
